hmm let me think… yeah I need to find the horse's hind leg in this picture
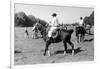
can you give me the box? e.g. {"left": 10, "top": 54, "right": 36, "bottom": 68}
{"left": 63, "top": 41, "right": 67, "bottom": 55}
{"left": 68, "top": 41, "right": 74, "bottom": 56}
{"left": 43, "top": 42, "right": 51, "bottom": 56}
{"left": 82, "top": 34, "right": 85, "bottom": 42}
{"left": 79, "top": 34, "right": 82, "bottom": 43}
{"left": 80, "top": 34, "right": 84, "bottom": 42}
{"left": 77, "top": 35, "right": 79, "bottom": 43}
{"left": 76, "top": 33, "right": 79, "bottom": 43}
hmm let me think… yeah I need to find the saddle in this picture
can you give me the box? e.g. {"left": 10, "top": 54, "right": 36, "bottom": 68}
{"left": 52, "top": 30, "right": 59, "bottom": 38}
{"left": 47, "top": 26, "right": 60, "bottom": 39}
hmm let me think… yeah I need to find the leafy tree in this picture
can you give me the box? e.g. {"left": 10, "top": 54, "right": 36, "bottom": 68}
{"left": 38, "top": 18, "right": 48, "bottom": 26}
{"left": 84, "top": 11, "right": 94, "bottom": 26}
{"left": 14, "top": 12, "right": 26, "bottom": 27}
{"left": 15, "top": 12, "right": 49, "bottom": 27}
{"left": 83, "top": 11, "right": 94, "bottom": 35}
{"left": 27, "top": 15, "right": 37, "bottom": 25}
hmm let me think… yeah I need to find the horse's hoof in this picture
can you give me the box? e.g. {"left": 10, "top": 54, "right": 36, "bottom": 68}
{"left": 47, "top": 50, "right": 51, "bottom": 57}
{"left": 64, "top": 51, "right": 67, "bottom": 56}
{"left": 72, "top": 50, "right": 74, "bottom": 56}
{"left": 47, "top": 53, "right": 51, "bottom": 57}
{"left": 43, "top": 53, "right": 46, "bottom": 56}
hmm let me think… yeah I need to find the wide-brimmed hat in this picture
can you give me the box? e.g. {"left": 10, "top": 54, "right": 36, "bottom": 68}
{"left": 52, "top": 13, "right": 57, "bottom": 16}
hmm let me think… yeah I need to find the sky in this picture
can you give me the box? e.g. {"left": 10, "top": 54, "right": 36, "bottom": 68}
{"left": 15, "top": 3, "right": 94, "bottom": 24}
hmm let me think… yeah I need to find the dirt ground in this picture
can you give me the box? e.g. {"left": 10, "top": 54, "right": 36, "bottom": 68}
{"left": 14, "top": 27, "right": 94, "bottom": 65}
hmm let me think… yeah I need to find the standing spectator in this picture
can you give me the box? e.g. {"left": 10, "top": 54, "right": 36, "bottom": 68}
{"left": 24, "top": 27, "right": 29, "bottom": 39}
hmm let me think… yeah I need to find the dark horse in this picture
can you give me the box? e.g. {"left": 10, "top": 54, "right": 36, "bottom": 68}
{"left": 75, "top": 26, "right": 87, "bottom": 43}
{"left": 33, "top": 22, "right": 74, "bottom": 56}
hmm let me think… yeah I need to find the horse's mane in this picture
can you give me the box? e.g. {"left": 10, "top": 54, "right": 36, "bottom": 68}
{"left": 37, "top": 22, "right": 48, "bottom": 36}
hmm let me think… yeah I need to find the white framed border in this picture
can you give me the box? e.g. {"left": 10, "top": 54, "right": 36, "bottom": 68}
{"left": 10, "top": 0, "right": 95, "bottom": 69}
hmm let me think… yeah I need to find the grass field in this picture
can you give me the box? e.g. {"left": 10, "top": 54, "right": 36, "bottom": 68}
{"left": 14, "top": 27, "right": 94, "bottom": 65}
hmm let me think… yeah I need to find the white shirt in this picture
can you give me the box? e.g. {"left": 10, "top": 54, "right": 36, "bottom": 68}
{"left": 50, "top": 17, "right": 59, "bottom": 26}
{"left": 79, "top": 19, "right": 83, "bottom": 26}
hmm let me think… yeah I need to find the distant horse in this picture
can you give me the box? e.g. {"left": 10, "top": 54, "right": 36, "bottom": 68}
{"left": 75, "top": 26, "right": 87, "bottom": 43}
{"left": 33, "top": 22, "right": 74, "bottom": 56}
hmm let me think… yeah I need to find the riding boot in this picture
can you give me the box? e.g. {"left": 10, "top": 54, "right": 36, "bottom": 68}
{"left": 52, "top": 37, "right": 55, "bottom": 42}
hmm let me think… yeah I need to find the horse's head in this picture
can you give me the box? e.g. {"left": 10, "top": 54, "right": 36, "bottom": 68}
{"left": 33, "top": 21, "right": 49, "bottom": 35}
{"left": 32, "top": 22, "right": 41, "bottom": 31}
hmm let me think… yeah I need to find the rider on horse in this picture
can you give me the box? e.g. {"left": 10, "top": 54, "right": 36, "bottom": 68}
{"left": 75, "top": 17, "right": 86, "bottom": 43}
{"left": 48, "top": 13, "right": 60, "bottom": 39}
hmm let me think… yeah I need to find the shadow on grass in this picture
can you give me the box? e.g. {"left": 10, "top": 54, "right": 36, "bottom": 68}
{"left": 84, "top": 38, "right": 94, "bottom": 42}
{"left": 14, "top": 50, "right": 22, "bottom": 54}
{"left": 54, "top": 47, "right": 84, "bottom": 55}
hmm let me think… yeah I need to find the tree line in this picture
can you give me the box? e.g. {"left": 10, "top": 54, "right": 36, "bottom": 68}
{"left": 14, "top": 12, "right": 48, "bottom": 27}
{"left": 14, "top": 11, "right": 94, "bottom": 27}
{"left": 84, "top": 11, "right": 94, "bottom": 26}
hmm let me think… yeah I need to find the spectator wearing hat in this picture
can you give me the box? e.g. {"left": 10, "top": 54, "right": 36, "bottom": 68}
{"left": 48, "top": 13, "right": 60, "bottom": 38}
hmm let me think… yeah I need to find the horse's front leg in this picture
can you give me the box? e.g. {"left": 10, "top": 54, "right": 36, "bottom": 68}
{"left": 68, "top": 41, "right": 74, "bottom": 56}
{"left": 43, "top": 42, "right": 51, "bottom": 56}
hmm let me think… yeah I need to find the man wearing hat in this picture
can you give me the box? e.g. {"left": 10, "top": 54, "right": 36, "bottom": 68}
{"left": 79, "top": 17, "right": 84, "bottom": 26}
{"left": 48, "top": 13, "right": 60, "bottom": 38}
